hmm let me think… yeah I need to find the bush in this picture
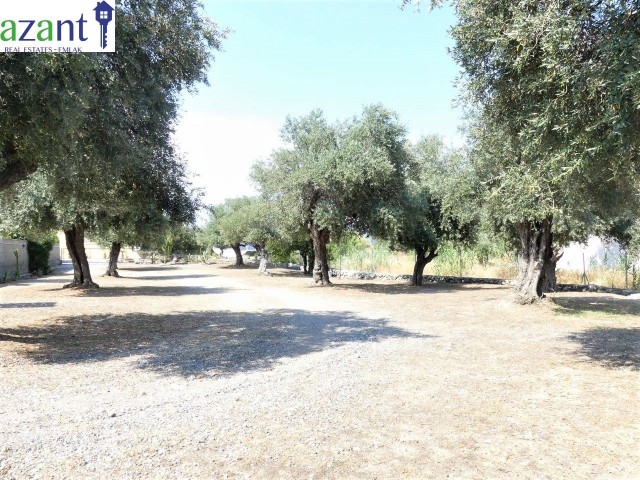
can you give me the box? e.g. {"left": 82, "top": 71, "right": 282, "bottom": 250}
{"left": 27, "top": 238, "right": 55, "bottom": 275}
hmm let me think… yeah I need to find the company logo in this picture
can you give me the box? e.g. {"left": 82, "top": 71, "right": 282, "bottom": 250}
{"left": 1, "top": 1, "right": 116, "bottom": 53}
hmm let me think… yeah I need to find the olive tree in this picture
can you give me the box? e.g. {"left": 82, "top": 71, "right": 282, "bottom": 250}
{"left": 388, "top": 136, "right": 478, "bottom": 286}
{"left": 252, "top": 105, "right": 411, "bottom": 285}
{"left": 0, "top": 0, "right": 224, "bottom": 287}
{"left": 446, "top": 0, "right": 640, "bottom": 302}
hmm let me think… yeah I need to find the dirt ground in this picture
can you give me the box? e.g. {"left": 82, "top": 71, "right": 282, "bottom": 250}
{"left": 1, "top": 262, "right": 639, "bottom": 479}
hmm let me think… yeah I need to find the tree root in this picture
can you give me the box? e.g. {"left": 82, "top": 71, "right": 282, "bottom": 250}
{"left": 514, "top": 292, "right": 546, "bottom": 305}
{"left": 63, "top": 281, "right": 100, "bottom": 289}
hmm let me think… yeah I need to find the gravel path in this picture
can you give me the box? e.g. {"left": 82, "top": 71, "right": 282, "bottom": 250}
{"left": 1, "top": 263, "right": 639, "bottom": 479}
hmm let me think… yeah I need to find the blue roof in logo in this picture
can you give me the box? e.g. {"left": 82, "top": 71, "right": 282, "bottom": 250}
{"left": 94, "top": 1, "right": 114, "bottom": 12}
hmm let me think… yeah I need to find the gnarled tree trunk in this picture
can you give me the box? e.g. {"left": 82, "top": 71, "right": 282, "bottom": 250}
{"left": 300, "top": 239, "right": 314, "bottom": 275}
{"left": 257, "top": 245, "right": 270, "bottom": 275}
{"left": 231, "top": 243, "right": 244, "bottom": 266}
{"left": 63, "top": 223, "right": 98, "bottom": 289}
{"left": 515, "top": 217, "right": 552, "bottom": 303}
{"left": 411, "top": 245, "right": 438, "bottom": 286}
{"left": 307, "top": 252, "right": 315, "bottom": 275}
{"left": 105, "top": 242, "right": 122, "bottom": 277}
{"left": 311, "top": 222, "right": 331, "bottom": 285}
{"left": 542, "top": 247, "right": 563, "bottom": 293}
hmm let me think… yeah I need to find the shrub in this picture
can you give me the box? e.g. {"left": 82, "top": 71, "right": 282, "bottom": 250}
{"left": 27, "top": 238, "right": 55, "bottom": 275}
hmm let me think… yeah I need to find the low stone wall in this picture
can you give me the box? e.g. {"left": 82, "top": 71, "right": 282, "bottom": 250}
{"left": 330, "top": 269, "right": 510, "bottom": 285}
{"left": 554, "top": 283, "right": 637, "bottom": 296}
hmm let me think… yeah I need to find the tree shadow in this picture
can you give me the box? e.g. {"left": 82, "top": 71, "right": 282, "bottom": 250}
{"left": 0, "top": 302, "right": 56, "bottom": 309}
{"left": 331, "top": 282, "right": 507, "bottom": 295}
{"left": 266, "top": 270, "right": 307, "bottom": 278}
{"left": 568, "top": 328, "right": 640, "bottom": 370}
{"left": 0, "top": 309, "right": 433, "bottom": 377}
{"left": 16, "top": 278, "right": 72, "bottom": 284}
{"left": 553, "top": 296, "right": 640, "bottom": 317}
{"left": 80, "top": 286, "right": 230, "bottom": 297}
{"left": 122, "top": 274, "right": 216, "bottom": 281}
{"left": 219, "top": 264, "right": 258, "bottom": 270}
{"left": 117, "top": 266, "right": 178, "bottom": 272}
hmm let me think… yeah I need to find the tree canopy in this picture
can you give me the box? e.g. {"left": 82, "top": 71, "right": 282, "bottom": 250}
{"left": 252, "top": 105, "right": 412, "bottom": 285}
{"left": 0, "top": 0, "right": 224, "bottom": 287}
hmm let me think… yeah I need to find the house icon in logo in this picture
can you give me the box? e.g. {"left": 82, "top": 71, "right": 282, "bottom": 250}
{"left": 94, "top": 1, "right": 114, "bottom": 49}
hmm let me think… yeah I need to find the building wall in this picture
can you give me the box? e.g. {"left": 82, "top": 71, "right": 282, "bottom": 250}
{"left": 56, "top": 232, "right": 140, "bottom": 262}
{"left": 0, "top": 239, "right": 61, "bottom": 276}
{"left": 48, "top": 244, "right": 61, "bottom": 269}
{"left": 0, "top": 239, "right": 28, "bottom": 276}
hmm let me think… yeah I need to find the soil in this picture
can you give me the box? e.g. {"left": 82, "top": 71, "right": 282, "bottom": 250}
{"left": 1, "top": 263, "right": 639, "bottom": 479}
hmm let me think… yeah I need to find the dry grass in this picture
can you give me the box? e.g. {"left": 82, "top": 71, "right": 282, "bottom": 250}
{"left": 366, "top": 251, "right": 636, "bottom": 290}
{"left": 557, "top": 267, "right": 636, "bottom": 289}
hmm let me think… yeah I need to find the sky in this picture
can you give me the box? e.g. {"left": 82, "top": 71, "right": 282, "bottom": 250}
{"left": 174, "top": 0, "right": 462, "bottom": 207}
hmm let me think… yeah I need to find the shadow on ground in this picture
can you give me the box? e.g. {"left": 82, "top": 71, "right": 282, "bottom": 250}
{"left": 0, "top": 302, "right": 56, "bottom": 309}
{"left": 219, "top": 264, "right": 259, "bottom": 270}
{"left": 117, "top": 266, "right": 179, "bottom": 272}
{"left": 41, "top": 286, "right": 230, "bottom": 297}
{"left": 553, "top": 296, "right": 640, "bottom": 317}
{"left": 331, "top": 282, "right": 507, "bottom": 295}
{"left": 267, "top": 270, "right": 308, "bottom": 279}
{"left": 568, "top": 328, "right": 640, "bottom": 370}
{"left": 0, "top": 309, "right": 432, "bottom": 377}
{"left": 121, "top": 274, "right": 216, "bottom": 281}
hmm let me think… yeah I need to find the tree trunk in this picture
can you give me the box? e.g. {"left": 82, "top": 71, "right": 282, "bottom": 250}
{"left": 105, "top": 242, "right": 122, "bottom": 277}
{"left": 542, "top": 248, "right": 563, "bottom": 293}
{"left": 63, "top": 223, "right": 98, "bottom": 289}
{"left": 311, "top": 223, "right": 331, "bottom": 285}
{"left": 307, "top": 251, "right": 315, "bottom": 276}
{"left": 411, "top": 246, "right": 438, "bottom": 286}
{"left": 231, "top": 243, "right": 244, "bottom": 266}
{"left": 515, "top": 217, "right": 552, "bottom": 303}
{"left": 257, "top": 245, "right": 270, "bottom": 275}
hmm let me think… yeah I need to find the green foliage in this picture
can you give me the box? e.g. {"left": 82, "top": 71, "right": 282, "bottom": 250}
{"left": 201, "top": 196, "right": 276, "bottom": 251}
{"left": 171, "top": 225, "right": 203, "bottom": 255}
{"left": 389, "top": 135, "right": 478, "bottom": 265}
{"left": 266, "top": 238, "right": 301, "bottom": 264}
{"left": 0, "top": 1, "right": 226, "bottom": 194}
{"left": 473, "top": 233, "right": 511, "bottom": 268}
{"left": 27, "top": 238, "right": 55, "bottom": 276}
{"left": 253, "top": 106, "right": 411, "bottom": 235}
{"left": 431, "top": 242, "right": 474, "bottom": 276}
{"left": 160, "top": 235, "right": 174, "bottom": 263}
{"left": 451, "top": 0, "right": 640, "bottom": 230}
{"left": 0, "top": 0, "right": 222, "bottom": 272}
{"left": 265, "top": 227, "right": 314, "bottom": 265}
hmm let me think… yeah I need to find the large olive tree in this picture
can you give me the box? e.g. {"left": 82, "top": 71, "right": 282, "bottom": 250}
{"left": 415, "top": 0, "right": 640, "bottom": 302}
{"left": 252, "top": 105, "right": 411, "bottom": 285}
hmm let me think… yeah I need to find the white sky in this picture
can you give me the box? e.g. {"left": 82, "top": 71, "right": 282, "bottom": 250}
{"left": 174, "top": 112, "right": 284, "bottom": 207}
